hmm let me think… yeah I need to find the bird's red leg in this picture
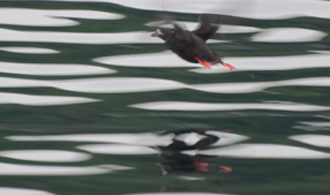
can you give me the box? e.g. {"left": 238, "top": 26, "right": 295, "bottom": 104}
{"left": 220, "top": 62, "right": 236, "bottom": 70}
{"left": 219, "top": 165, "right": 232, "bottom": 173}
{"left": 192, "top": 161, "right": 210, "bottom": 172}
{"left": 194, "top": 57, "right": 212, "bottom": 68}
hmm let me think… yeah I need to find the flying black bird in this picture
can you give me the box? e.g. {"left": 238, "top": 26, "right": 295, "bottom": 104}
{"left": 151, "top": 15, "right": 236, "bottom": 70}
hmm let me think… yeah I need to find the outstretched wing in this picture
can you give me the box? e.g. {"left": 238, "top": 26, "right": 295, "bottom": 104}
{"left": 173, "top": 23, "right": 193, "bottom": 42}
{"left": 192, "top": 14, "right": 220, "bottom": 42}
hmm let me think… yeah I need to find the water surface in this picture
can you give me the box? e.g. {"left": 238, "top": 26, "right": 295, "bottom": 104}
{"left": 1, "top": 0, "right": 330, "bottom": 195}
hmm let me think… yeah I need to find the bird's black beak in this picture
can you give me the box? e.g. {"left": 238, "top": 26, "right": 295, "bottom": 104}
{"left": 151, "top": 29, "right": 163, "bottom": 37}
{"left": 151, "top": 31, "right": 159, "bottom": 37}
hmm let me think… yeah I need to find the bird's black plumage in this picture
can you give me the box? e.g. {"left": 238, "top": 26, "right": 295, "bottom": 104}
{"left": 151, "top": 15, "right": 235, "bottom": 70}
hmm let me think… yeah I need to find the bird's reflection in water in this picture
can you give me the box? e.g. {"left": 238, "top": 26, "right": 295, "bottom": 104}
{"left": 6, "top": 127, "right": 248, "bottom": 185}
{"left": 157, "top": 129, "right": 234, "bottom": 185}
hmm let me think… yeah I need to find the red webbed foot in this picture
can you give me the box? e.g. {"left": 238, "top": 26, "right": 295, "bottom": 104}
{"left": 221, "top": 62, "right": 236, "bottom": 70}
{"left": 219, "top": 165, "right": 232, "bottom": 173}
{"left": 195, "top": 57, "right": 212, "bottom": 68}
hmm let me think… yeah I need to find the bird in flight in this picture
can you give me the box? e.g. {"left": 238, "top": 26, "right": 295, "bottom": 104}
{"left": 151, "top": 15, "right": 236, "bottom": 70}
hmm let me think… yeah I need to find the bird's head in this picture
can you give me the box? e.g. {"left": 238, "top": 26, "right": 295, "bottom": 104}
{"left": 151, "top": 28, "right": 172, "bottom": 40}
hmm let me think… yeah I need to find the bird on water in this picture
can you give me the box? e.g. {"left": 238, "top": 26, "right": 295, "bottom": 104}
{"left": 151, "top": 15, "right": 236, "bottom": 70}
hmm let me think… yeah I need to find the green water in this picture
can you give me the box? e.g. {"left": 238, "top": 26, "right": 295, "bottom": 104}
{"left": 1, "top": 1, "right": 330, "bottom": 195}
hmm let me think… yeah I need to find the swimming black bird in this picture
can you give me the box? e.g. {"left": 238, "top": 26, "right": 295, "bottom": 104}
{"left": 151, "top": 16, "right": 236, "bottom": 70}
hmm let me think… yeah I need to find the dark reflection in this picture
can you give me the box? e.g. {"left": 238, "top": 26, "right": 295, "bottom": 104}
{"left": 159, "top": 152, "right": 232, "bottom": 174}
{"left": 162, "top": 129, "right": 219, "bottom": 150}
{"left": 157, "top": 129, "right": 232, "bottom": 177}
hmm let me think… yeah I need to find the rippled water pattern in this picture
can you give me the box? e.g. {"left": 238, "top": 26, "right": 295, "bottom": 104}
{"left": 1, "top": 0, "right": 330, "bottom": 195}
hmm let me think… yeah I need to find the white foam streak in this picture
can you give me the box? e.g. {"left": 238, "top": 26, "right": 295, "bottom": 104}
{"left": 0, "top": 61, "right": 115, "bottom": 76}
{"left": 0, "top": 8, "right": 125, "bottom": 27}
{"left": 182, "top": 144, "right": 330, "bottom": 159}
{"left": 2, "top": 76, "right": 330, "bottom": 95}
{"left": 94, "top": 51, "right": 218, "bottom": 68}
{"left": 0, "top": 47, "right": 59, "bottom": 54}
{"left": 77, "top": 144, "right": 159, "bottom": 155}
{"left": 130, "top": 101, "right": 330, "bottom": 112}
{"left": 44, "top": 0, "right": 330, "bottom": 20}
{"left": 0, "top": 162, "right": 132, "bottom": 175}
{"left": 0, "top": 187, "right": 54, "bottom": 195}
{"left": 289, "top": 134, "right": 330, "bottom": 147}
{"left": 191, "top": 54, "right": 330, "bottom": 73}
{"left": 293, "top": 121, "right": 330, "bottom": 131}
{"left": 206, "top": 131, "right": 249, "bottom": 146}
{"left": 94, "top": 52, "right": 330, "bottom": 72}
{"left": 191, "top": 77, "right": 330, "bottom": 94}
{"left": 191, "top": 82, "right": 269, "bottom": 94}
{"left": 6, "top": 133, "right": 175, "bottom": 146}
{"left": 0, "top": 150, "right": 92, "bottom": 162}
{"left": 251, "top": 28, "right": 327, "bottom": 42}
{"left": 0, "top": 77, "right": 186, "bottom": 93}
{"left": 94, "top": 51, "right": 199, "bottom": 67}
{"left": 176, "top": 176, "right": 206, "bottom": 181}
{"left": 0, "top": 28, "right": 174, "bottom": 44}
{"left": 0, "top": 92, "right": 100, "bottom": 106}
{"left": 53, "top": 77, "right": 186, "bottom": 93}
{"left": 145, "top": 21, "right": 261, "bottom": 34}
{"left": 0, "top": 77, "right": 42, "bottom": 88}
{"left": 252, "top": 0, "right": 330, "bottom": 19}
{"left": 6, "top": 131, "right": 247, "bottom": 150}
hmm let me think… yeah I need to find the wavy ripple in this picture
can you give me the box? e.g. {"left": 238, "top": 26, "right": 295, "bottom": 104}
{"left": 0, "top": 8, "right": 125, "bottom": 27}
{"left": 289, "top": 134, "right": 330, "bottom": 147}
{"left": 46, "top": 0, "right": 330, "bottom": 20}
{"left": 0, "top": 150, "right": 92, "bottom": 162}
{"left": 0, "top": 61, "right": 115, "bottom": 76}
{"left": 6, "top": 131, "right": 247, "bottom": 147}
{"left": 0, "top": 187, "right": 54, "bottom": 195}
{"left": 0, "top": 92, "right": 100, "bottom": 106}
{"left": 94, "top": 52, "right": 330, "bottom": 72}
{"left": 0, "top": 162, "right": 132, "bottom": 176}
{"left": 251, "top": 28, "right": 327, "bottom": 42}
{"left": 0, "top": 47, "right": 59, "bottom": 54}
{"left": 182, "top": 144, "right": 330, "bottom": 159}
{"left": 2, "top": 76, "right": 330, "bottom": 95}
{"left": 293, "top": 121, "right": 330, "bottom": 131}
{"left": 130, "top": 101, "right": 330, "bottom": 112}
{"left": 191, "top": 77, "right": 330, "bottom": 94}
{"left": 0, "top": 28, "right": 193, "bottom": 44}
{"left": 145, "top": 21, "right": 261, "bottom": 34}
